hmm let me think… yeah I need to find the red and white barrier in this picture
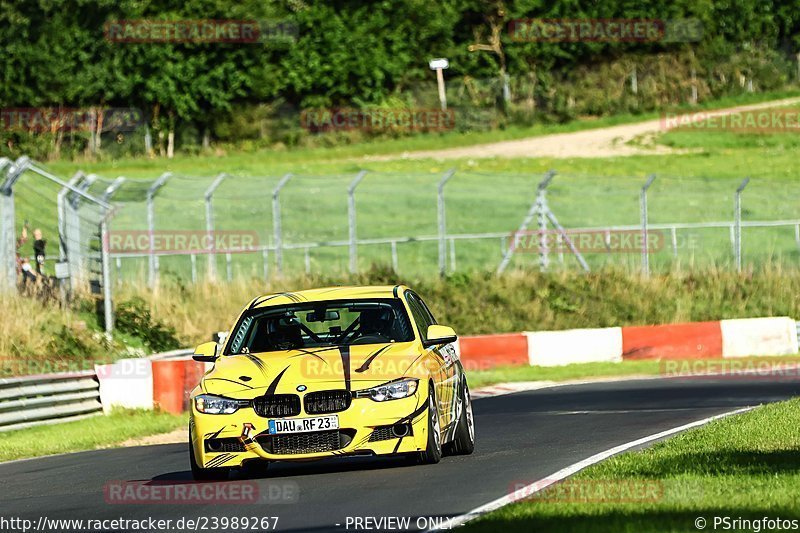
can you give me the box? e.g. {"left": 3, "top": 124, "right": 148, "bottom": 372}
{"left": 622, "top": 321, "right": 722, "bottom": 360}
{"left": 96, "top": 357, "right": 206, "bottom": 415}
{"left": 457, "top": 316, "right": 799, "bottom": 369}
{"left": 721, "top": 317, "right": 799, "bottom": 358}
{"left": 524, "top": 328, "right": 623, "bottom": 367}
{"left": 94, "top": 316, "right": 798, "bottom": 412}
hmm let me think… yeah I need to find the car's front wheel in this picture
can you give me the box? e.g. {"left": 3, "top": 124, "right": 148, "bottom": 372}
{"left": 189, "top": 440, "right": 231, "bottom": 481}
{"left": 445, "top": 378, "right": 475, "bottom": 456}
{"left": 418, "top": 384, "right": 443, "bottom": 464}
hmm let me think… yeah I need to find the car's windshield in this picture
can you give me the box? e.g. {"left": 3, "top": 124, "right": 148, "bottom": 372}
{"left": 226, "top": 299, "right": 414, "bottom": 354}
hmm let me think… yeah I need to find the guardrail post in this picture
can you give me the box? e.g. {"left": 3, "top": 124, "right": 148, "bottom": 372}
{"left": 734, "top": 177, "right": 750, "bottom": 272}
{"left": 146, "top": 172, "right": 172, "bottom": 288}
{"left": 204, "top": 173, "right": 227, "bottom": 281}
{"left": 640, "top": 174, "right": 656, "bottom": 276}
{"left": 272, "top": 173, "right": 293, "bottom": 275}
{"left": 437, "top": 169, "right": 456, "bottom": 277}
{"left": 348, "top": 170, "right": 367, "bottom": 274}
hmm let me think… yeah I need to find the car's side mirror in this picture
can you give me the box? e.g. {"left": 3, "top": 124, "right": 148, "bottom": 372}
{"left": 193, "top": 341, "right": 218, "bottom": 362}
{"left": 423, "top": 325, "right": 458, "bottom": 348}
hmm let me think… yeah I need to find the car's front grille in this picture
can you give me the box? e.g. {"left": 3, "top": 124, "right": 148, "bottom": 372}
{"left": 304, "top": 389, "right": 351, "bottom": 414}
{"left": 205, "top": 437, "right": 246, "bottom": 453}
{"left": 256, "top": 430, "right": 355, "bottom": 455}
{"left": 252, "top": 394, "right": 301, "bottom": 417}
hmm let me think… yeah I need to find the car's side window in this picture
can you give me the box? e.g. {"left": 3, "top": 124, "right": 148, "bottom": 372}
{"left": 415, "top": 294, "right": 438, "bottom": 326}
{"left": 406, "top": 292, "right": 434, "bottom": 341}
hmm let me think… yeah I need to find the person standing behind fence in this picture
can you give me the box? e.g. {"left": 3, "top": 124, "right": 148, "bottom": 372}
{"left": 33, "top": 228, "right": 46, "bottom": 275}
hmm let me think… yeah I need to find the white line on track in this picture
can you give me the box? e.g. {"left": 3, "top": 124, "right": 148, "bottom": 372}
{"left": 425, "top": 405, "right": 755, "bottom": 531}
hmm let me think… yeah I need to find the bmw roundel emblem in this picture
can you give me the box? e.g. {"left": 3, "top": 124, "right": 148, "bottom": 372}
{"left": 297, "top": 385, "right": 307, "bottom": 392}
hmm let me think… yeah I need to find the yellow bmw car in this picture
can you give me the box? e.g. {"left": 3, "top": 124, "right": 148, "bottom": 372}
{"left": 189, "top": 285, "right": 475, "bottom": 479}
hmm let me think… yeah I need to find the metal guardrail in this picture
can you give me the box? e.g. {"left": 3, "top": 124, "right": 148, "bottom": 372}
{"left": 0, "top": 371, "right": 102, "bottom": 432}
{"left": 148, "top": 348, "right": 194, "bottom": 361}
{"left": 0, "top": 349, "right": 194, "bottom": 433}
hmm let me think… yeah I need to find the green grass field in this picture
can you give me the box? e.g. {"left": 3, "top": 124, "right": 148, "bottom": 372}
{"left": 10, "top": 90, "right": 800, "bottom": 280}
{"left": 0, "top": 409, "right": 185, "bottom": 463}
{"left": 464, "top": 398, "right": 800, "bottom": 532}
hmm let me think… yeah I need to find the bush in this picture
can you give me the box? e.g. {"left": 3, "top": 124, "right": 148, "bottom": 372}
{"left": 114, "top": 297, "right": 181, "bottom": 352}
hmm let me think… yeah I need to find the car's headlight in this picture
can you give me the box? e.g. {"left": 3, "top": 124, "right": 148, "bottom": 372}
{"left": 355, "top": 379, "right": 418, "bottom": 402}
{"left": 194, "top": 394, "right": 248, "bottom": 414}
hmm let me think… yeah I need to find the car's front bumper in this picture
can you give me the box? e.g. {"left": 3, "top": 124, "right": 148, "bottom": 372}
{"left": 190, "top": 392, "right": 429, "bottom": 469}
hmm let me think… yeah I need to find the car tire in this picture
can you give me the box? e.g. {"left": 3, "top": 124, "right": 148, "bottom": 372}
{"left": 189, "top": 440, "right": 230, "bottom": 481}
{"left": 445, "top": 378, "right": 475, "bottom": 456}
{"left": 418, "top": 384, "right": 442, "bottom": 464}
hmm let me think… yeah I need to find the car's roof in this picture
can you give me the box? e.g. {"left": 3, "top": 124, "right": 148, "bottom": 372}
{"left": 250, "top": 285, "right": 406, "bottom": 309}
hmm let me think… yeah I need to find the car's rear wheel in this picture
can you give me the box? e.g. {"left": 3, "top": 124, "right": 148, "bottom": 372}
{"left": 445, "top": 378, "right": 475, "bottom": 456}
{"left": 418, "top": 384, "right": 442, "bottom": 464}
{"left": 189, "top": 440, "right": 231, "bottom": 481}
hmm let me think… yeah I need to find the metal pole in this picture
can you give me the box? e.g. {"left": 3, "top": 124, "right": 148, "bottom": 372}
{"left": 435, "top": 68, "right": 447, "bottom": 110}
{"left": 347, "top": 170, "right": 367, "bottom": 274}
{"left": 272, "top": 173, "right": 293, "bottom": 275}
{"left": 437, "top": 169, "right": 456, "bottom": 277}
{"left": 391, "top": 241, "right": 398, "bottom": 273}
{"left": 497, "top": 170, "right": 556, "bottom": 274}
{"left": 57, "top": 171, "right": 85, "bottom": 261}
{"left": 640, "top": 174, "right": 656, "bottom": 276}
{"left": 734, "top": 177, "right": 750, "bottom": 272}
{"left": 204, "top": 173, "right": 227, "bottom": 281}
{"left": 100, "top": 220, "right": 113, "bottom": 335}
{"left": 146, "top": 172, "right": 172, "bottom": 288}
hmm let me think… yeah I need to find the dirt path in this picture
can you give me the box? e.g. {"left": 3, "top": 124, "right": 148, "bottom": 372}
{"left": 367, "top": 97, "right": 800, "bottom": 161}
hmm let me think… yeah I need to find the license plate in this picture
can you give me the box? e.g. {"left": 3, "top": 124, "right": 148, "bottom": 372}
{"left": 267, "top": 415, "right": 339, "bottom": 434}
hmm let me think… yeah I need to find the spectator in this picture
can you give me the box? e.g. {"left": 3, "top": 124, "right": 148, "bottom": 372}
{"left": 33, "top": 228, "right": 46, "bottom": 275}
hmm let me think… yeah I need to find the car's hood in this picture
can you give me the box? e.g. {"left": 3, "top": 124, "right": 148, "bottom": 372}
{"left": 202, "top": 342, "right": 422, "bottom": 397}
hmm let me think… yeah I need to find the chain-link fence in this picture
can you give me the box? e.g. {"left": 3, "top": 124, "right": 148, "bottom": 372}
{"left": 2, "top": 156, "right": 800, "bottom": 315}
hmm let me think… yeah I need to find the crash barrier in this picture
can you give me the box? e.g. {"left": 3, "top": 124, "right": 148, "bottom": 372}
{"left": 96, "top": 350, "right": 204, "bottom": 415}
{"left": 457, "top": 316, "right": 799, "bottom": 369}
{"left": 0, "top": 371, "right": 102, "bottom": 432}
{"left": 6, "top": 317, "right": 799, "bottom": 428}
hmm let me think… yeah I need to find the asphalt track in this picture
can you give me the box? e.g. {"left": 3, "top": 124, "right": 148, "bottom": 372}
{"left": 1, "top": 376, "right": 799, "bottom": 533}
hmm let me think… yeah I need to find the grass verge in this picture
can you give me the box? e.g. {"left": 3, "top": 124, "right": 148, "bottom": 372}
{"left": 0, "top": 409, "right": 186, "bottom": 463}
{"left": 464, "top": 398, "right": 800, "bottom": 532}
{"left": 468, "top": 361, "right": 660, "bottom": 388}
{"left": 468, "top": 357, "right": 800, "bottom": 388}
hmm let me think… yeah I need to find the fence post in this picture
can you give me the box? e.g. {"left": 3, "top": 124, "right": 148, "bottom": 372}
{"left": 57, "top": 171, "right": 84, "bottom": 263}
{"left": 640, "top": 174, "right": 656, "bottom": 276}
{"left": 734, "top": 177, "right": 750, "bottom": 272}
{"left": 0, "top": 160, "right": 24, "bottom": 291}
{"left": 348, "top": 170, "right": 367, "bottom": 274}
{"left": 100, "top": 218, "right": 114, "bottom": 335}
{"left": 272, "top": 173, "right": 293, "bottom": 275}
{"left": 146, "top": 172, "right": 172, "bottom": 288}
{"left": 65, "top": 174, "right": 97, "bottom": 287}
{"left": 437, "top": 169, "right": 456, "bottom": 277}
{"left": 391, "top": 241, "right": 398, "bottom": 273}
{"left": 497, "top": 170, "right": 556, "bottom": 274}
{"left": 204, "top": 173, "right": 227, "bottom": 281}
